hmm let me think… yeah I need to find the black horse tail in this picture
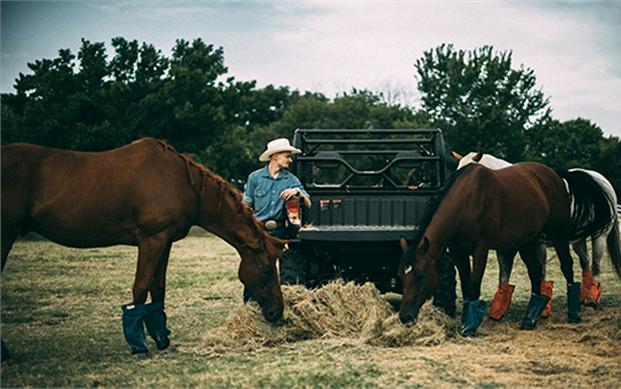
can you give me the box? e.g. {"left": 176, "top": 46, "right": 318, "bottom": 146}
{"left": 555, "top": 169, "right": 616, "bottom": 242}
{"left": 607, "top": 212, "right": 621, "bottom": 278}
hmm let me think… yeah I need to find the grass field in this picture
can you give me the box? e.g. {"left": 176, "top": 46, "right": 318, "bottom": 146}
{"left": 1, "top": 232, "right": 620, "bottom": 387}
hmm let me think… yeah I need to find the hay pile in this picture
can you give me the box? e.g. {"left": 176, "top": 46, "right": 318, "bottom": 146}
{"left": 203, "top": 281, "right": 454, "bottom": 352}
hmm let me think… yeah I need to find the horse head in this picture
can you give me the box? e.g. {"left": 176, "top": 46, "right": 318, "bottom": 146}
{"left": 398, "top": 236, "right": 438, "bottom": 324}
{"left": 238, "top": 234, "right": 286, "bottom": 323}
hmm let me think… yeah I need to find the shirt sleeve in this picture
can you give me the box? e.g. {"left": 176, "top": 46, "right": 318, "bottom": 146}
{"left": 289, "top": 175, "right": 310, "bottom": 200}
{"left": 243, "top": 173, "right": 255, "bottom": 206}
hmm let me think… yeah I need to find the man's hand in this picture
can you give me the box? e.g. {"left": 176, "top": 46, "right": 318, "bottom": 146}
{"left": 280, "top": 188, "right": 300, "bottom": 200}
{"left": 281, "top": 188, "right": 311, "bottom": 208}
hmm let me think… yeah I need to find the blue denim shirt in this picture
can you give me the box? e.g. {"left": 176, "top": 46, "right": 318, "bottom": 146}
{"left": 243, "top": 166, "right": 310, "bottom": 222}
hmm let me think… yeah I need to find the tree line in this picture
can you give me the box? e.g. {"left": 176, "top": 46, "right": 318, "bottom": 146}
{"left": 2, "top": 38, "right": 619, "bottom": 195}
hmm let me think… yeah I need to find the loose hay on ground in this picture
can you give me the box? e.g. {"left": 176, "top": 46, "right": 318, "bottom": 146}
{"left": 202, "top": 281, "right": 455, "bottom": 353}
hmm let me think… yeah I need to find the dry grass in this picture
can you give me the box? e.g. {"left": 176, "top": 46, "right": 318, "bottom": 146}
{"left": 1, "top": 232, "right": 620, "bottom": 387}
{"left": 203, "top": 282, "right": 453, "bottom": 354}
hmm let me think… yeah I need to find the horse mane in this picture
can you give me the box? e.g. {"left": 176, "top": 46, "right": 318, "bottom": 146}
{"left": 137, "top": 137, "right": 282, "bottom": 257}
{"left": 555, "top": 169, "right": 616, "bottom": 241}
{"left": 403, "top": 163, "right": 479, "bottom": 267}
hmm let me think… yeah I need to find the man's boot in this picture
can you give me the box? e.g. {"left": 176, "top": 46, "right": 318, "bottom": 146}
{"left": 461, "top": 299, "right": 487, "bottom": 336}
{"left": 580, "top": 271, "right": 593, "bottom": 304}
{"left": 567, "top": 282, "right": 582, "bottom": 323}
{"left": 121, "top": 303, "right": 149, "bottom": 355}
{"left": 489, "top": 284, "right": 514, "bottom": 321}
{"left": 540, "top": 280, "right": 554, "bottom": 318}
{"left": 520, "top": 293, "right": 550, "bottom": 330}
{"left": 144, "top": 301, "right": 171, "bottom": 351}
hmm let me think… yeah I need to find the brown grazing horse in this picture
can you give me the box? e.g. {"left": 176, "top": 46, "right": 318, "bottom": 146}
{"left": 1, "top": 138, "right": 285, "bottom": 358}
{"left": 399, "top": 163, "right": 580, "bottom": 336}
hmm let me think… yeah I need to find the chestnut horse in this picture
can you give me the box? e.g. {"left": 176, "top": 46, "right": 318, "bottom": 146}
{"left": 454, "top": 151, "right": 620, "bottom": 320}
{"left": 398, "top": 163, "right": 578, "bottom": 336}
{"left": 1, "top": 138, "right": 285, "bottom": 358}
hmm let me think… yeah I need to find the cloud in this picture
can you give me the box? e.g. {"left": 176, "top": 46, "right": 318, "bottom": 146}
{"left": 2, "top": 1, "right": 619, "bottom": 136}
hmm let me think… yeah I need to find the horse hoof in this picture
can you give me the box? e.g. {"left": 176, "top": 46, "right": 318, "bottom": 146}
{"left": 131, "top": 350, "right": 151, "bottom": 359}
{"left": 584, "top": 300, "right": 599, "bottom": 310}
{"left": 568, "top": 316, "right": 582, "bottom": 324}
{"left": 520, "top": 321, "right": 536, "bottom": 330}
{"left": 158, "top": 344, "right": 177, "bottom": 354}
{"left": 461, "top": 329, "right": 476, "bottom": 337}
{"left": 154, "top": 337, "right": 170, "bottom": 351}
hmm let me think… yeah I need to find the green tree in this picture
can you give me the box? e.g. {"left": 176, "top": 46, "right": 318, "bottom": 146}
{"left": 594, "top": 136, "right": 621, "bottom": 198}
{"left": 415, "top": 44, "right": 549, "bottom": 160}
{"left": 255, "top": 89, "right": 429, "bottom": 145}
{"left": 525, "top": 117, "right": 604, "bottom": 168}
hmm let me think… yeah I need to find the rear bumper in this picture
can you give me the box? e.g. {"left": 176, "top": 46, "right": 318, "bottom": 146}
{"left": 297, "top": 225, "right": 418, "bottom": 242}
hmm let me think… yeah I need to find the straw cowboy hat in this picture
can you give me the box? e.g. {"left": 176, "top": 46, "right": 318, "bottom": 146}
{"left": 259, "top": 138, "right": 301, "bottom": 162}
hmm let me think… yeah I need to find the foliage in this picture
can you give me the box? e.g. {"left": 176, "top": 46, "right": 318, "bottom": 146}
{"left": 1, "top": 39, "right": 618, "bottom": 195}
{"left": 1, "top": 38, "right": 424, "bottom": 185}
{"left": 525, "top": 117, "right": 621, "bottom": 197}
{"left": 415, "top": 44, "right": 550, "bottom": 161}
{"left": 526, "top": 117, "right": 604, "bottom": 168}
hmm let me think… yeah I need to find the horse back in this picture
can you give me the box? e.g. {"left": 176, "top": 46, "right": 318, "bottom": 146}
{"left": 448, "top": 163, "right": 569, "bottom": 249}
{"left": 493, "top": 162, "right": 571, "bottom": 239}
{"left": 1, "top": 139, "right": 199, "bottom": 247}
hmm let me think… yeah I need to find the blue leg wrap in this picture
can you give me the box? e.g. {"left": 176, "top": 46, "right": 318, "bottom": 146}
{"left": 144, "top": 302, "right": 171, "bottom": 350}
{"left": 567, "top": 282, "right": 582, "bottom": 323}
{"left": 461, "top": 299, "right": 488, "bottom": 336}
{"left": 121, "top": 303, "right": 149, "bottom": 354}
{"left": 520, "top": 293, "right": 550, "bottom": 330}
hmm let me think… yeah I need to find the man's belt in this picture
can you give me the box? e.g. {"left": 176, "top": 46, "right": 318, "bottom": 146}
{"left": 262, "top": 220, "right": 286, "bottom": 230}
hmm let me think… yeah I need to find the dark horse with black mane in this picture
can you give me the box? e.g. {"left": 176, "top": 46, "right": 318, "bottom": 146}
{"left": 1, "top": 138, "right": 285, "bottom": 359}
{"left": 398, "top": 162, "right": 608, "bottom": 336}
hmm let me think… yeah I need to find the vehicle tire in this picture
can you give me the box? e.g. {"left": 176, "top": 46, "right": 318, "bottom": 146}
{"left": 433, "top": 249, "right": 457, "bottom": 317}
{"left": 279, "top": 243, "right": 308, "bottom": 285}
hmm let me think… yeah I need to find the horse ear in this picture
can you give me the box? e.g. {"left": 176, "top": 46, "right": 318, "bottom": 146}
{"left": 451, "top": 151, "right": 463, "bottom": 161}
{"left": 473, "top": 152, "right": 483, "bottom": 162}
{"left": 399, "top": 237, "right": 409, "bottom": 253}
{"left": 416, "top": 237, "right": 430, "bottom": 255}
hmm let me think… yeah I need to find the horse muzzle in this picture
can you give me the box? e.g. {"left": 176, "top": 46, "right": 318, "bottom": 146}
{"left": 399, "top": 306, "right": 420, "bottom": 325}
{"left": 262, "top": 305, "right": 283, "bottom": 323}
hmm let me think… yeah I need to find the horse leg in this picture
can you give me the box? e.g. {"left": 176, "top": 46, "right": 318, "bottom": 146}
{"left": 1, "top": 232, "right": 18, "bottom": 362}
{"left": 1, "top": 230, "right": 18, "bottom": 271}
{"left": 573, "top": 239, "right": 593, "bottom": 304}
{"left": 451, "top": 246, "right": 471, "bottom": 301}
{"left": 461, "top": 245, "right": 488, "bottom": 336}
{"left": 584, "top": 235, "right": 606, "bottom": 308}
{"left": 121, "top": 234, "right": 169, "bottom": 355}
{"left": 554, "top": 241, "right": 581, "bottom": 323}
{"left": 489, "top": 249, "right": 517, "bottom": 321}
{"left": 536, "top": 242, "right": 554, "bottom": 318}
{"left": 144, "top": 242, "right": 173, "bottom": 351}
{"left": 519, "top": 241, "right": 550, "bottom": 330}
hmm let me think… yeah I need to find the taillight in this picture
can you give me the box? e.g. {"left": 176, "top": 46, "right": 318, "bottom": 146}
{"left": 286, "top": 199, "right": 300, "bottom": 213}
{"left": 286, "top": 197, "right": 301, "bottom": 225}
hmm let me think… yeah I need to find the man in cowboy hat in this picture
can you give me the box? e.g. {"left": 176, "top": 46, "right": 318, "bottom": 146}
{"left": 243, "top": 138, "right": 311, "bottom": 239}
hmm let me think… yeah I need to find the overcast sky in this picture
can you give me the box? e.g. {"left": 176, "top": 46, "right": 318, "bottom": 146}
{"left": 2, "top": 1, "right": 620, "bottom": 137}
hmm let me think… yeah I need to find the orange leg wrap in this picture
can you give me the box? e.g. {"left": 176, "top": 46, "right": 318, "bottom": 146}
{"left": 489, "top": 284, "right": 515, "bottom": 321}
{"left": 585, "top": 281, "right": 602, "bottom": 308}
{"left": 540, "top": 280, "right": 553, "bottom": 318}
{"left": 580, "top": 271, "right": 593, "bottom": 304}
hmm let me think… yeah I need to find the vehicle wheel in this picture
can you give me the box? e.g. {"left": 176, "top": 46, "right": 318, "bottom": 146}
{"left": 279, "top": 243, "right": 308, "bottom": 285}
{"left": 433, "top": 249, "right": 456, "bottom": 317}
